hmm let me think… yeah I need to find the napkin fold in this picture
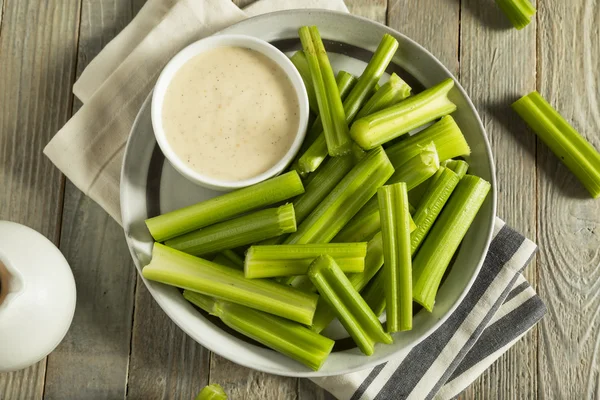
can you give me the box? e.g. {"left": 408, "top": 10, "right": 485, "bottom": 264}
{"left": 44, "top": 1, "right": 546, "bottom": 399}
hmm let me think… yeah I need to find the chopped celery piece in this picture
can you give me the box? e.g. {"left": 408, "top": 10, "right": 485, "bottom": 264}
{"left": 244, "top": 243, "right": 367, "bottom": 278}
{"left": 308, "top": 255, "right": 392, "bottom": 355}
{"left": 350, "top": 79, "right": 457, "bottom": 150}
{"left": 513, "top": 91, "right": 600, "bottom": 198}
{"left": 145, "top": 172, "right": 304, "bottom": 242}
{"left": 144, "top": 243, "right": 318, "bottom": 324}
{"left": 495, "top": 0, "right": 536, "bottom": 30}
{"left": 361, "top": 270, "right": 386, "bottom": 317}
{"left": 165, "top": 204, "right": 296, "bottom": 256}
{"left": 185, "top": 291, "right": 334, "bottom": 371}
{"left": 311, "top": 232, "right": 385, "bottom": 333}
{"left": 183, "top": 290, "right": 217, "bottom": 314}
{"left": 212, "top": 249, "right": 244, "bottom": 270}
{"left": 385, "top": 116, "right": 470, "bottom": 167}
{"left": 443, "top": 159, "right": 469, "bottom": 179}
{"left": 290, "top": 51, "right": 318, "bottom": 114}
{"left": 355, "top": 73, "right": 412, "bottom": 120}
{"left": 411, "top": 167, "right": 460, "bottom": 254}
{"left": 413, "top": 175, "right": 491, "bottom": 311}
{"left": 387, "top": 142, "right": 440, "bottom": 190}
{"left": 297, "top": 34, "right": 399, "bottom": 174}
{"left": 285, "top": 146, "right": 394, "bottom": 245}
{"left": 195, "top": 383, "right": 227, "bottom": 400}
{"left": 378, "top": 183, "right": 412, "bottom": 332}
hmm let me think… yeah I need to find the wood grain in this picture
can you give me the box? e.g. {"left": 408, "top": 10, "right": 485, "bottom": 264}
{"left": 537, "top": 0, "right": 600, "bottom": 398}
{"left": 458, "top": 1, "right": 538, "bottom": 399}
{"left": 0, "top": 0, "right": 80, "bottom": 398}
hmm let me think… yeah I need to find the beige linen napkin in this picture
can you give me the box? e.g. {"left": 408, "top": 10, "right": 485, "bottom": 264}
{"left": 45, "top": 0, "right": 348, "bottom": 223}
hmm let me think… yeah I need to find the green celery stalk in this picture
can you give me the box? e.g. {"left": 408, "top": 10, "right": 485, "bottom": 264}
{"left": 355, "top": 73, "right": 412, "bottom": 120}
{"left": 165, "top": 204, "right": 296, "bottom": 256}
{"left": 378, "top": 183, "right": 412, "bottom": 332}
{"left": 297, "top": 34, "right": 399, "bottom": 174}
{"left": 310, "top": 26, "right": 353, "bottom": 156}
{"left": 385, "top": 116, "right": 470, "bottom": 167}
{"left": 495, "top": 0, "right": 536, "bottom": 30}
{"left": 387, "top": 142, "right": 440, "bottom": 189}
{"left": 413, "top": 175, "right": 491, "bottom": 311}
{"left": 184, "top": 291, "right": 334, "bottom": 371}
{"left": 361, "top": 269, "right": 386, "bottom": 317}
{"left": 212, "top": 249, "right": 244, "bottom": 270}
{"left": 285, "top": 146, "right": 394, "bottom": 245}
{"left": 411, "top": 167, "right": 461, "bottom": 254}
{"left": 244, "top": 243, "right": 367, "bottom": 279}
{"left": 308, "top": 255, "right": 392, "bottom": 355}
{"left": 350, "top": 79, "right": 457, "bottom": 149}
{"left": 145, "top": 171, "right": 304, "bottom": 242}
{"left": 290, "top": 51, "right": 318, "bottom": 114}
{"left": 311, "top": 232, "right": 385, "bottom": 333}
{"left": 183, "top": 290, "right": 217, "bottom": 314}
{"left": 442, "top": 159, "right": 469, "bottom": 179}
{"left": 513, "top": 91, "right": 600, "bottom": 198}
{"left": 194, "top": 383, "right": 227, "bottom": 400}
{"left": 144, "top": 243, "right": 318, "bottom": 324}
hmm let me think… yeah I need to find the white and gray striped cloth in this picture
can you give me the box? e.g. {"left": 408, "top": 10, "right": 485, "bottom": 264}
{"left": 313, "top": 218, "right": 546, "bottom": 400}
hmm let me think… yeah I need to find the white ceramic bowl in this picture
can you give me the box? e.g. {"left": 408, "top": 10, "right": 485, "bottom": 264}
{"left": 151, "top": 34, "right": 310, "bottom": 191}
{"left": 121, "top": 10, "right": 497, "bottom": 378}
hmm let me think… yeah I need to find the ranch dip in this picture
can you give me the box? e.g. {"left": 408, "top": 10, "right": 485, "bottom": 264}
{"left": 162, "top": 46, "right": 300, "bottom": 182}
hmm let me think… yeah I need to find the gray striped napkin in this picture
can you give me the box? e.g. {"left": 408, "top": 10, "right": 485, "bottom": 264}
{"left": 312, "top": 217, "right": 546, "bottom": 400}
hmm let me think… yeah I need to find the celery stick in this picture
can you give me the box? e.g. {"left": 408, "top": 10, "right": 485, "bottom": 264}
{"left": 286, "top": 146, "right": 394, "bottom": 245}
{"left": 310, "top": 26, "right": 352, "bottom": 156}
{"left": 146, "top": 172, "right": 304, "bottom": 242}
{"left": 361, "top": 270, "right": 386, "bottom": 317}
{"left": 385, "top": 116, "right": 470, "bottom": 167}
{"left": 183, "top": 290, "right": 217, "bottom": 314}
{"left": 165, "top": 204, "right": 296, "bottom": 256}
{"left": 297, "top": 34, "right": 399, "bottom": 174}
{"left": 355, "top": 73, "right": 412, "bottom": 120}
{"left": 351, "top": 79, "right": 457, "bottom": 149}
{"left": 513, "top": 91, "right": 600, "bottom": 198}
{"left": 378, "top": 183, "right": 412, "bottom": 332}
{"left": 443, "top": 159, "right": 469, "bottom": 179}
{"left": 195, "top": 383, "right": 227, "bottom": 400}
{"left": 144, "top": 243, "right": 318, "bottom": 324}
{"left": 495, "top": 0, "right": 536, "bottom": 30}
{"left": 212, "top": 249, "right": 244, "bottom": 270}
{"left": 308, "top": 255, "right": 392, "bottom": 355}
{"left": 311, "top": 232, "right": 385, "bottom": 333}
{"left": 411, "top": 167, "right": 461, "bottom": 254}
{"left": 290, "top": 51, "right": 318, "bottom": 114}
{"left": 413, "top": 175, "right": 491, "bottom": 311}
{"left": 244, "top": 243, "right": 367, "bottom": 279}
{"left": 387, "top": 142, "right": 440, "bottom": 189}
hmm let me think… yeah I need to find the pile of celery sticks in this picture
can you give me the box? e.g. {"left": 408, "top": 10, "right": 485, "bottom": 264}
{"left": 142, "top": 26, "right": 491, "bottom": 371}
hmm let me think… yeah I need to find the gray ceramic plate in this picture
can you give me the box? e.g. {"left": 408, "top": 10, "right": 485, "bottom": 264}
{"left": 120, "top": 10, "right": 497, "bottom": 377}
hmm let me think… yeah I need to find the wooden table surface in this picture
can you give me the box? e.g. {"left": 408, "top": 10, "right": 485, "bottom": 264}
{"left": 1, "top": 0, "right": 599, "bottom": 398}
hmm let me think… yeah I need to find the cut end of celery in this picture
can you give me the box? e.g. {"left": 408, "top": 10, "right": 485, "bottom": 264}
{"left": 495, "top": 0, "right": 536, "bottom": 30}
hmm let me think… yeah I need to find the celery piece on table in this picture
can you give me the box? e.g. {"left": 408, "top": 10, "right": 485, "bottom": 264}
{"left": 495, "top": 0, "right": 536, "bottom": 30}
{"left": 387, "top": 142, "right": 440, "bottom": 190}
{"left": 442, "top": 159, "right": 469, "bottom": 179}
{"left": 378, "top": 183, "right": 412, "bottom": 332}
{"left": 413, "top": 175, "right": 491, "bottom": 311}
{"left": 311, "top": 232, "right": 385, "bottom": 333}
{"left": 290, "top": 51, "right": 318, "bottom": 114}
{"left": 212, "top": 249, "right": 244, "bottom": 270}
{"left": 244, "top": 242, "right": 367, "bottom": 279}
{"left": 350, "top": 79, "right": 457, "bottom": 150}
{"left": 285, "top": 146, "right": 394, "bottom": 245}
{"left": 143, "top": 243, "right": 318, "bottom": 325}
{"left": 145, "top": 171, "right": 304, "bottom": 242}
{"left": 297, "top": 34, "right": 399, "bottom": 174}
{"left": 385, "top": 116, "right": 470, "bottom": 167}
{"left": 361, "top": 269, "right": 386, "bottom": 317}
{"left": 195, "top": 383, "right": 227, "bottom": 400}
{"left": 185, "top": 291, "right": 334, "bottom": 371}
{"left": 411, "top": 167, "right": 461, "bottom": 254}
{"left": 513, "top": 91, "right": 600, "bottom": 198}
{"left": 308, "top": 255, "right": 392, "bottom": 355}
{"left": 165, "top": 204, "right": 296, "bottom": 256}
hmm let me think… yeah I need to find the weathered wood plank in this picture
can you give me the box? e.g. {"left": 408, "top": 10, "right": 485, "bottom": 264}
{"left": 0, "top": 0, "right": 80, "bottom": 398}
{"left": 458, "top": 1, "right": 538, "bottom": 399}
{"left": 537, "top": 0, "right": 600, "bottom": 398}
